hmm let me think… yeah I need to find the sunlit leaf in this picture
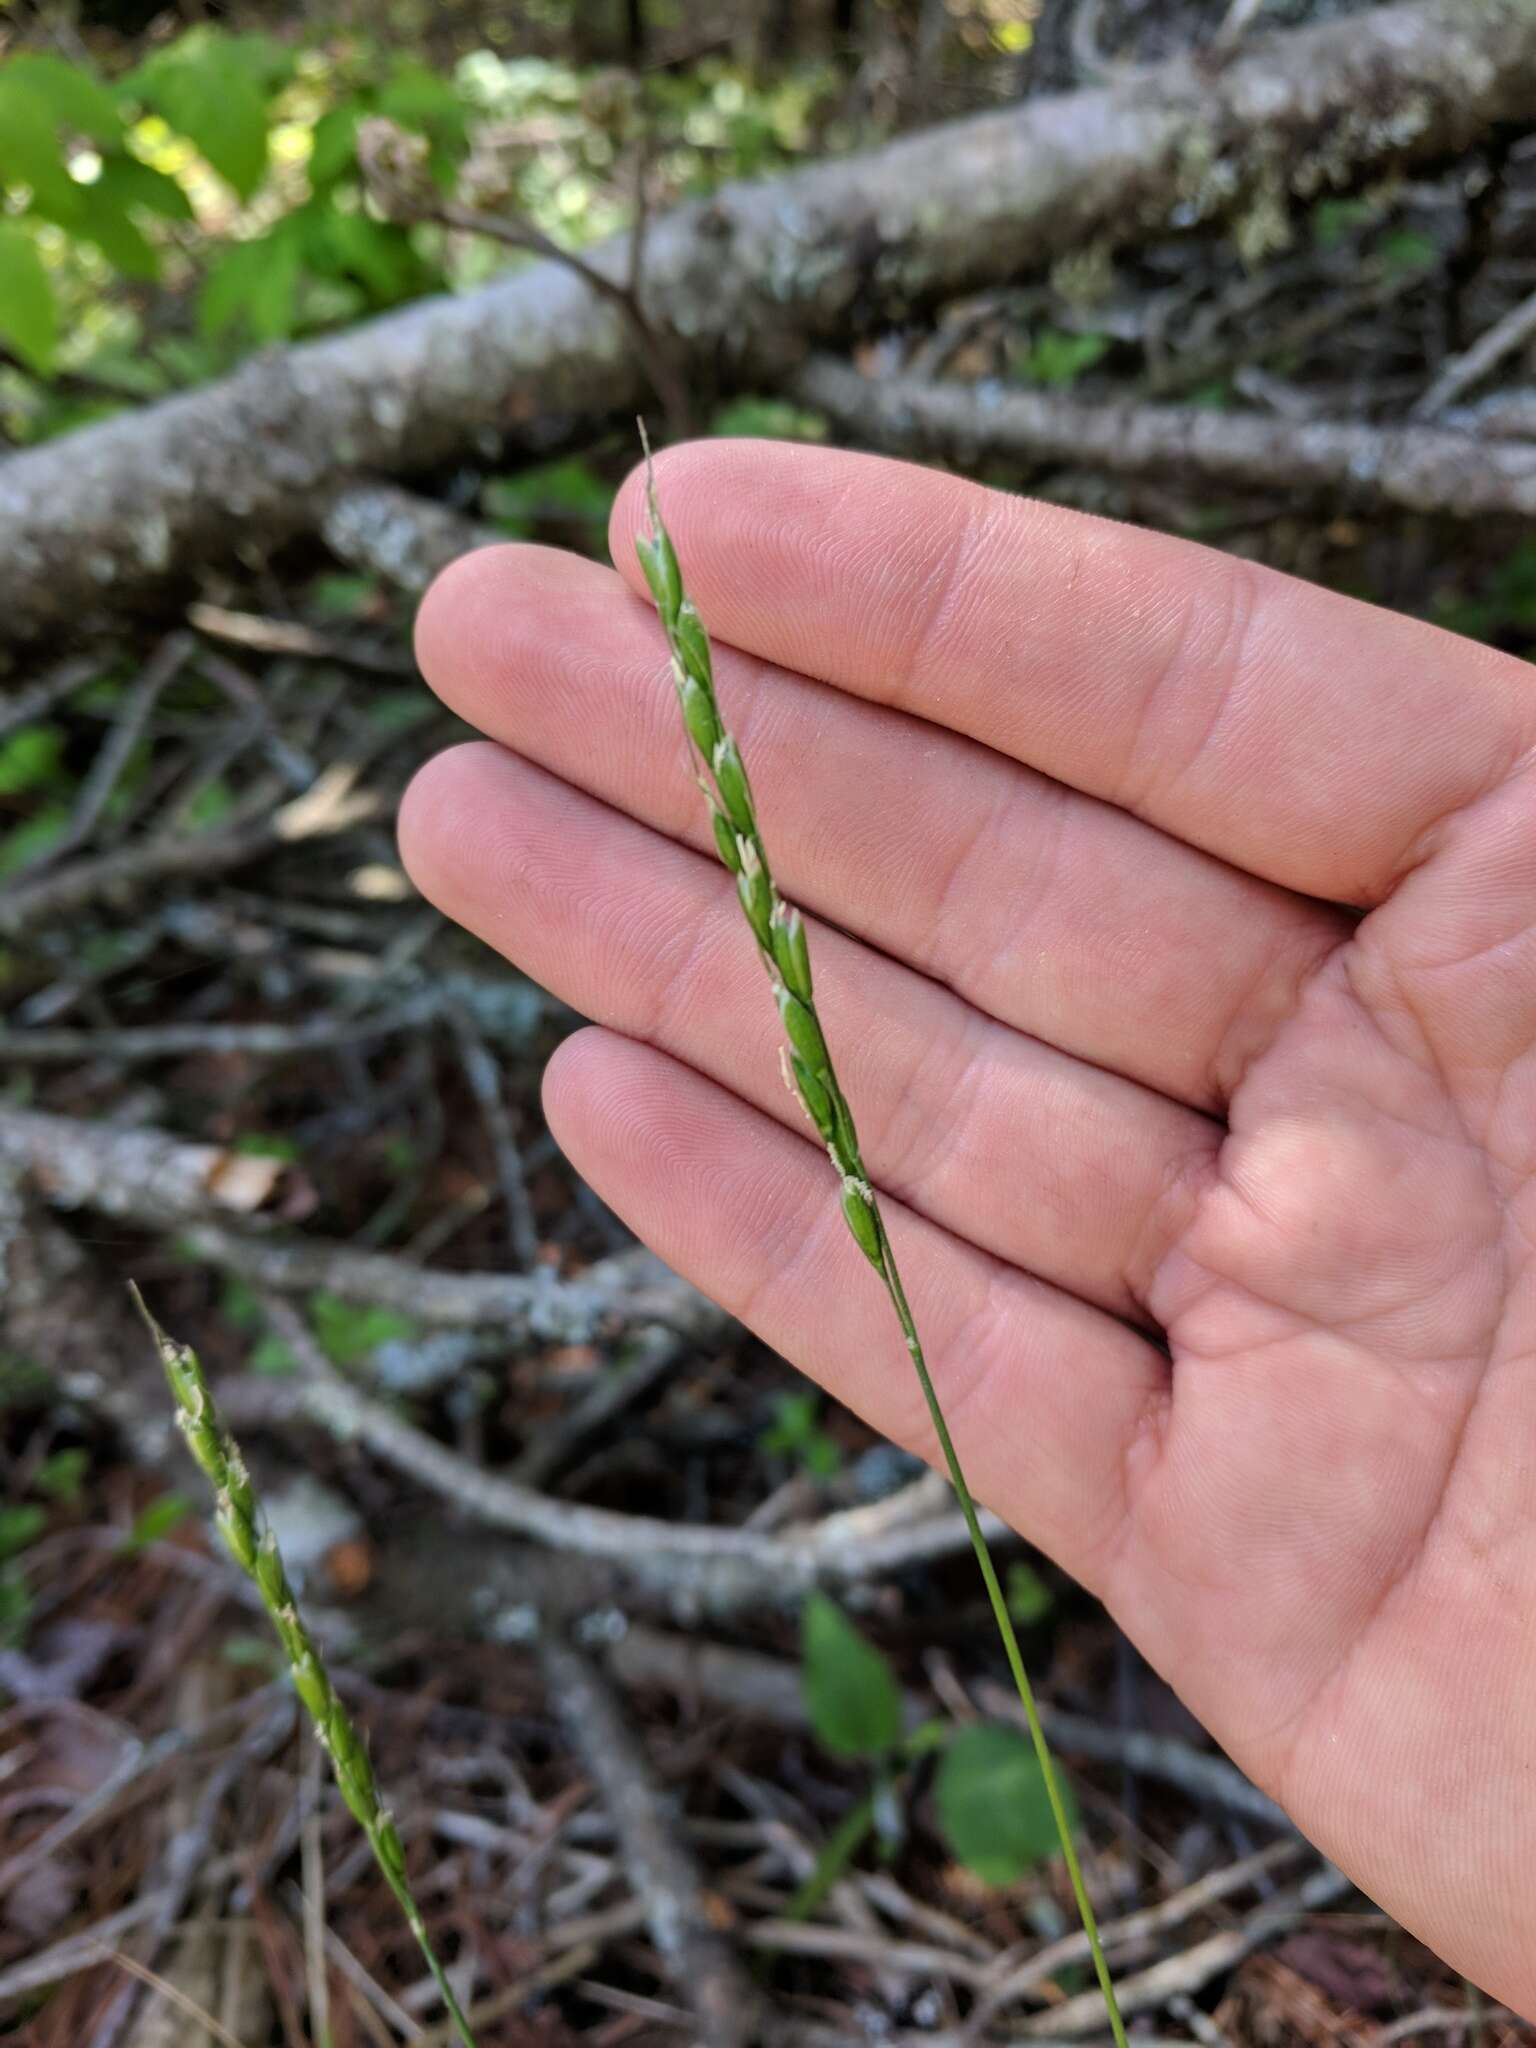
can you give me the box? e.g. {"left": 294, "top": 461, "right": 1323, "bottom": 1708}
{"left": 0, "top": 225, "right": 58, "bottom": 375}
{"left": 128, "top": 37, "right": 271, "bottom": 201}
{"left": 0, "top": 76, "right": 81, "bottom": 222}
{"left": 76, "top": 181, "right": 161, "bottom": 280}
{"left": 98, "top": 152, "right": 194, "bottom": 222}
{"left": 5, "top": 52, "right": 121, "bottom": 144}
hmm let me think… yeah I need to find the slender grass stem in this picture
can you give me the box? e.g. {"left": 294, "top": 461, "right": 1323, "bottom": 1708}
{"left": 636, "top": 427, "right": 1128, "bottom": 2047}
{"left": 128, "top": 1284, "right": 478, "bottom": 2048}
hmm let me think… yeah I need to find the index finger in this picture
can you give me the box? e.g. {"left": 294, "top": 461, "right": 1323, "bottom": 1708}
{"left": 610, "top": 441, "right": 1536, "bottom": 905}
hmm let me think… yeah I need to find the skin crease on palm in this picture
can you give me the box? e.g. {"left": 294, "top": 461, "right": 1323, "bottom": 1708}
{"left": 398, "top": 439, "right": 1536, "bottom": 2014}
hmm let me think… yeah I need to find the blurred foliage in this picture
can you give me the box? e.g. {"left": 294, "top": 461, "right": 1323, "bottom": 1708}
{"left": 760, "top": 1386, "right": 842, "bottom": 1478}
{"left": 0, "top": 16, "right": 842, "bottom": 442}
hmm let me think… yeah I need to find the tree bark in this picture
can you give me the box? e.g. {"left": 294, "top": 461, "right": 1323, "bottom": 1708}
{"left": 796, "top": 353, "right": 1536, "bottom": 520}
{"left": 2, "top": 0, "right": 1533, "bottom": 657}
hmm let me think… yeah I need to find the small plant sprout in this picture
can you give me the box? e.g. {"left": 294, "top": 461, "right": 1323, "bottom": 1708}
{"left": 635, "top": 427, "right": 1128, "bottom": 2046}
{"left": 129, "top": 1284, "right": 478, "bottom": 2048}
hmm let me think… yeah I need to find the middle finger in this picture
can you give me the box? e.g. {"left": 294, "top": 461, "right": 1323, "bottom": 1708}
{"left": 415, "top": 544, "right": 1348, "bottom": 1115}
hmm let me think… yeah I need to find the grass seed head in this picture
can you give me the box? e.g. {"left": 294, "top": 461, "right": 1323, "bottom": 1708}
{"left": 840, "top": 1178, "right": 884, "bottom": 1266}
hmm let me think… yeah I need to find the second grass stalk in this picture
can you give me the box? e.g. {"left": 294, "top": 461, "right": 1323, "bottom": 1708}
{"left": 635, "top": 434, "right": 1128, "bottom": 2047}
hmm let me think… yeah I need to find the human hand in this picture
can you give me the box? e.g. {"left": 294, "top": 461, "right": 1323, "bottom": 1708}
{"left": 400, "top": 441, "right": 1536, "bottom": 2013}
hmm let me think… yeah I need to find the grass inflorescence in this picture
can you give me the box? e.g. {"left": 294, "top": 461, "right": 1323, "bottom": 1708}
{"left": 635, "top": 427, "right": 1128, "bottom": 2046}
{"left": 129, "top": 1283, "right": 478, "bottom": 2048}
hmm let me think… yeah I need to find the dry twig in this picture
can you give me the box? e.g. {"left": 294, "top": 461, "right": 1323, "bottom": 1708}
{"left": 538, "top": 1635, "right": 761, "bottom": 2048}
{"left": 264, "top": 1293, "right": 1006, "bottom": 1618}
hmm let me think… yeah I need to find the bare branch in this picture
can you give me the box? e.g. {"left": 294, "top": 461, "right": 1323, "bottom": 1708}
{"left": 796, "top": 353, "right": 1536, "bottom": 521}
{"left": 538, "top": 1636, "right": 762, "bottom": 2048}
{"left": 4, "top": 0, "right": 1532, "bottom": 650}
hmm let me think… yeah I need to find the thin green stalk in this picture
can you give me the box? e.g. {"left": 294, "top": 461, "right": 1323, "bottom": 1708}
{"left": 635, "top": 429, "right": 1128, "bottom": 2047}
{"left": 128, "top": 1284, "right": 478, "bottom": 2048}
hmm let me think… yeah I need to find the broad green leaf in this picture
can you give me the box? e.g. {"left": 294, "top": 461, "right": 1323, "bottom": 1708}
{"left": 312, "top": 207, "right": 420, "bottom": 301}
{"left": 377, "top": 60, "right": 468, "bottom": 180}
{"left": 97, "top": 153, "right": 194, "bottom": 223}
{"left": 934, "top": 1723, "right": 1071, "bottom": 1885}
{"left": 129, "top": 40, "right": 270, "bottom": 200}
{"left": 801, "top": 1593, "right": 903, "bottom": 1759}
{"left": 75, "top": 181, "right": 160, "bottom": 279}
{"left": 308, "top": 104, "right": 361, "bottom": 189}
{"left": 200, "top": 226, "right": 301, "bottom": 341}
{"left": 0, "top": 77, "right": 80, "bottom": 221}
{"left": 0, "top": 226, "right": 58, "bottom": 375}
{"left": 4, "top": 52, "right": 121, "bottom": 143}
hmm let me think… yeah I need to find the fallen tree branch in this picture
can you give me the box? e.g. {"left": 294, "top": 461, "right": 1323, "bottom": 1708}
{"left": 189, "top": 1220, "right": 720, "bottom": 1340}
{"left": 3, "top": 0, "right": 1533, "bottom": 650}
{"left": 795, "top": 353, "right": 1536, "bottom": 520}
{"left": 0, "top": 1106, "right": 296, "bottom": 1226}
{"left": 1, "top": 1101, "right": 717, "bottom": 1339}
{"left": 320, "top": 482, "right": 496, "bottom": 596}
{"left": 538, "top": 1636, "right": 762, "bottom": 2048}
{"left": 264, "top": 1294, "right": 1005, "bottom": 1620}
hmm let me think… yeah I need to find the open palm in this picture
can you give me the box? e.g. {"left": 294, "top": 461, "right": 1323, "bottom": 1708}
{"left": 400, "top": 441, "right": 1536, "bottom": 2013}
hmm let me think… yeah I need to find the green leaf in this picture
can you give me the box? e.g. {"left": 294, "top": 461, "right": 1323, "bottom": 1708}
{"left": 1379, "top": 228, "right": 1438, "bottom": 277}
{"left": 308, "top": 1291, "right": 416, "bottom": 1365}
{"left": 1310, "top": 196, "right": 1374, "bottom": 250}
{"left": 1014, "top": 327, "right": 1110, "bottom": 389}
{"left": 179, "top": 777, "right": 235, "bottom": 830}
{"left": 312, "top": 207, "right": 420, "bottom": 301}
{"left": 802, "top": 1593, "right": 903, "bottom": 1759}
{"left": 120, "top": 1492, "right": 192, "bottom": 1554}
{"left": 129, "top": 38, "right": 271, "bottom": 200}
{"left": 100, "top": 153, "right": 194, "bottom": 222}
{"left": 376, "top": 60, "right": 468, "bottom": 181}
{"left": 0, "top": 801, "right": 69, "bottom": 875}
{"left": 710, "top": 396, "right": 826, "bottom": 441}
{"left": 934, "top": 1723, "right": 1072, "bottom": 1885}
{"left": 0, "top": 724, "right": 65, "bottom": 796}
{"left": 34, "top": 1447, "right": 89, "bottom": 1502}
{"left": 0, "top": 80, "right": 80, "bottom": 222}
{"left": 0, "top": 1504, "right": 46, "bottom": 1561}
{"left": 482, "top": 457, "right": 616, "bottom": 541}
{"left": 0, "top": 1564, "right": 33, "bottom": 1650}
{"left": 248, "top": 1334, "right": 298, "bottom": 1377}
{"left": 200, "top": 225, "right": 301, "bottom": 341}
{"left": 308, "top": 104, "right": 361, "bottom": 189}
{"left": 5, "top": 53, "right": 122, "bottom": 143}
{"left": 1005, "top": 1559, "right": 1055, "bottom": 1626}
{"left": 0, "top": 225, "right": 58, "bottom": 375}
{"left": 75, "top": 180, "right": 160, "bottom": 280}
